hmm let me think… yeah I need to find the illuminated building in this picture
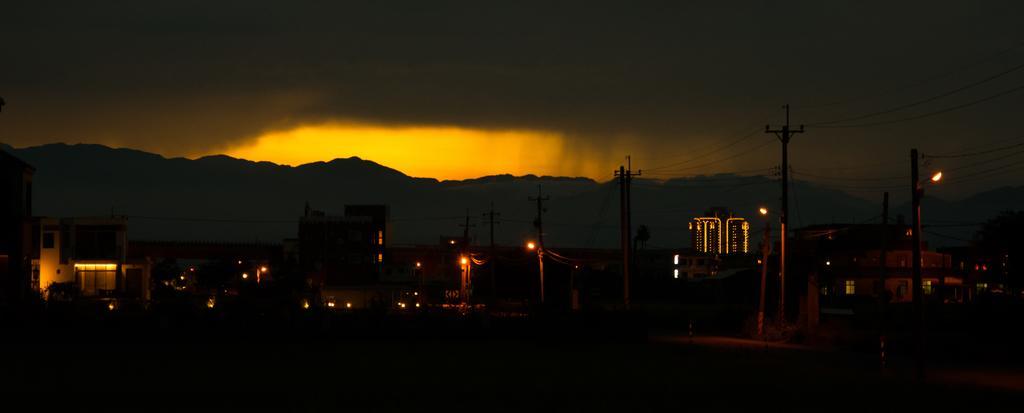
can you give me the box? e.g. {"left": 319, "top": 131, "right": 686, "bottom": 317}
{"left": 725, "top": 218, "right": 750, "bottom": 254}
{"left": 689, "top": 217, "right": 722, "bottom": 254}
{"left": 689, "top": 208, "right": 749, "bottom": 255}
{"left": 299, "top": 203, "right": 389, "bottom": 308}
{"left": 795, "top": 223, "right": 961, "bottom": 304}
{"left": 31, "top": 217, "right": 151, "bottom": 300}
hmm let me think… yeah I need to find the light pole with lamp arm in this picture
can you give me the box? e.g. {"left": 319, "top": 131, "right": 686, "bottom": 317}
{"left": 911, "top": 148, "right": 943, "bottom": 381}
{"left": 756, "top": 207, "right": 772, "bottom": 338}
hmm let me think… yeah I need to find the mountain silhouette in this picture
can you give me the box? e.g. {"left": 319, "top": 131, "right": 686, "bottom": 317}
{"left": 4, "top": 142, "right": 1015, "bottom": 248}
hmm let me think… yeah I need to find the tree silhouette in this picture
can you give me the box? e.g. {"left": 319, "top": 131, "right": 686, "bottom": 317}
{"left": 634, "top": 225, "right": 650, "bottom": 251}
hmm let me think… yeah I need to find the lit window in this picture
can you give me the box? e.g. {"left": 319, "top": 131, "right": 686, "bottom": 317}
{"left": 673, "top": 269, "right": 679, "bottom": 279}
{"left": 377, "top": 253, "right": 383, "bottom": 263}
{"left": 377, "top": 230, "right": 384, "bottom": 245}
{"left": 844, "top": 280, "right": 856, "bottom": 295}
{"left": 673, "top": 254, "right": 679, "bottom": 265}
{"left": 923, "top": 280, "right": 933, "bottom": 295}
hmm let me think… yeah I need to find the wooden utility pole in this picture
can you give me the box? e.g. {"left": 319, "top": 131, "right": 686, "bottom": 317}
{"left": 483, "top": 203, "right": 500, "bottom": 302}
{"left": 766, "top": 105, "right": 804, "bottom": 322}
{"left": 879, "top": 191, "right": 889, "bottom": 368}
{"left": 758, "top": 222, "right": 772, "bottom": 337}
{"left": 459, "top": 210, "right": 476, "bottom": 304}
{"left": 910, "top": 149, "right": 925, "bottom": 380}
{"left": 459, "top": 209, "right": 475, "bottom": 246}
{"left": 879, "top": 192, "right": 889, "bottom": 299}
{"left": 529, "top": 186, "right": 549, "bottom": 304}
{"left": 615, "top": 159, "right": 640, "bottom": 309}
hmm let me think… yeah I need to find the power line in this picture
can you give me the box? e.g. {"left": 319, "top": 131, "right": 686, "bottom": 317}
{"left": 644, "top": 128, "right": 763, "bottom": 171}
{"left": 925, "top": 139, "right": 1024, "bottom": 159}
{"left": 790, "top": 170, "right": 907, "bottom": 182}
{"left": 803, "top": 42, "right": 1024, "bottom": 109}
{"left": 923, "top": 229, "right": 972, "bottom": 243}
{"left": 808, "top": 59, "right": 1024, "bottom": 126}
{"left": 810, "top": 82, "right": 1024, "bottom": 129}
{"left": 644, "top": 138, "right": 776, "bottom": 173}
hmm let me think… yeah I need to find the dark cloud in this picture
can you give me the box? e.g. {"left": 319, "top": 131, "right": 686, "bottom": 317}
{"left": 2, "top": 1, "right": 1023, "bottom": 195}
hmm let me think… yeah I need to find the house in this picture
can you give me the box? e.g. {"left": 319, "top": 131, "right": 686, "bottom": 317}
{"left": 32, "top": 217, "right": 151, "bottom": 301}
{"left": 791, "top": 223, "right": 962, "bottom": 305}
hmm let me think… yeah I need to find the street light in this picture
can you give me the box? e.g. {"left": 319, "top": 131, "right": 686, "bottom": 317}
{"left": 526, "top": 241, "right": 536, "bottom": 250}
{"left": 911, "top": 148, "right": 943, "bottom": 381}
{"left": 755, "top": 206, "right": 772, "bottom": 337}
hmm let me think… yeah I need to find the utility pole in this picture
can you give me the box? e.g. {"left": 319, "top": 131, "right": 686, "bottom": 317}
{"left": 758, "top": 222, "right": 772, "bottom": 337}
{"left": 484, "top": 203, "right": 500, "bottom": 303}
{"left": 879, "top": 192, "right": 890, "bottom": 308}
{"left": 879, "top": 191, "right": 889, "bottom": 369}
{"left": 910, "top": 149, "right": 925, "bottom": 381}
{"left": 615, "top": 159, "right": 640, "bottom": 309}
{"left": 529, "top": 186, "right": 549, "bottom": 304}
{"left": 459, "top": 209, "right": 476, "bottom": 304}
{"left": 460, "top": 209, "right": 475, "bottom": 247}
{"left": 766, "top": 104, "right": 804, "bottom": 322}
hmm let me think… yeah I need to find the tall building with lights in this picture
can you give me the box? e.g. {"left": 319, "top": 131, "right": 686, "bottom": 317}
{"left": 725, "top": 218, "right": 750, "bottom": 254}
{"left": 689, "top": 217, "right": 722, "bottom": 254}
{"left": 689, "top": 208, "right": 749, "bottom": 255}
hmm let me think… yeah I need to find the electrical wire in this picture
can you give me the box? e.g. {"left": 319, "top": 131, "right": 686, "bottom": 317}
{"left": 803, "top": 42, "right": 1024, "bottom": 109}
{"left": 810, "top": 82, "right": 1024, "bottom": 128}
{"left": 925, "top": 139, "right": 1024, "bottom": 159}
{"left": 808, "top": 59, "right": 1024, "bottom": 126}
{"left": 645, "top": 136, "right": 775, "bottom": 173}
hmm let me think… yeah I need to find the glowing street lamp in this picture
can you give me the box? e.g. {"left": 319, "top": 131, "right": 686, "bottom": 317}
{"left": 759, "top": 207, "right": 769, "bottom": 216}
{"left": 460, "top": 256, "right": 469, "bottom": 266}
{"left": 526, "top": 241, "right": 536, "bottom": 251}
{"left": 910, "top": 149, "right": 944, "bottom": 380}
{"left": 241, "top": 272, "right": 249, "bottom": 280}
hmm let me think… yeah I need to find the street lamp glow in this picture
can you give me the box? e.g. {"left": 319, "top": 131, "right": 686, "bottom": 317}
{"left": 241, "top": 272, "right": 249, "bottom": 279}
{"left": 526, "top": 241, "right": 536, "bottom": 250}
{"left": 260, "top": 266, "right": 268, "bottom": 273}
{"left": 415, "top": 261, "right": 422, "bottom": 268}
{"left": 759, "top": 207, "right": 769, "bottom": 216}
{"left": 930, "top": 171, "right": 943, "bottom": 183}
{"left": 460, "top": 256, "right": 469, "bottom": 265}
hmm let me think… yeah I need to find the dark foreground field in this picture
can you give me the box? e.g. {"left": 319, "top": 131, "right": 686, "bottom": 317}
{"left": 2, "top": 309, "right": 1023, "bottom": 412}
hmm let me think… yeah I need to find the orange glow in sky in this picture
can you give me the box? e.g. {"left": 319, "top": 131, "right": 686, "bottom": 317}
{"left": 221, "top": 123, "right": 610, "bottom": 180}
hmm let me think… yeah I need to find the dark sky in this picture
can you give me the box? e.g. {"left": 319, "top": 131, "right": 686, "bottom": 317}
{"left": 2, "top": 1, "right": 1023, "bottom": 197}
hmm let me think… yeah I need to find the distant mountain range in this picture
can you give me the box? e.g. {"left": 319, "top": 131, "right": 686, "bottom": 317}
{"left": 3, "top": 142, "right": 1021, "bottom": 248}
